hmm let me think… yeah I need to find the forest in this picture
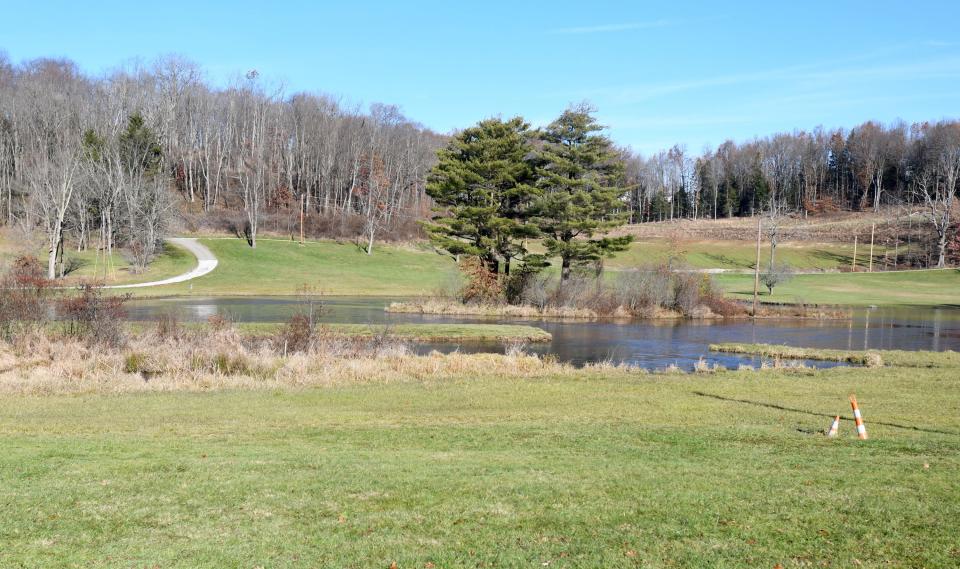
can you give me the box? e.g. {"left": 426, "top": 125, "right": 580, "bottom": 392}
{"left": 1, "top": 53, "right": 958, "bottom": 279}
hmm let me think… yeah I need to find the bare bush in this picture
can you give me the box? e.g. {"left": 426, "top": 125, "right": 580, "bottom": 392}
{"left": 761, "top": 262, "right": 794, "bottom": 295}
{"left": 614, "top": 269, "right": 673, "bottom": 314}
{"left": 56, "top": 284, "right": 130, "bottom": 347}
{"left": 0, "top": 256, "right": 53, "bottom": 341}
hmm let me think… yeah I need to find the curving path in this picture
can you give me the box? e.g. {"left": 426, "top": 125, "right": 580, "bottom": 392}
{"left": 105, "top": 238, "right": 218, "bottom": 289}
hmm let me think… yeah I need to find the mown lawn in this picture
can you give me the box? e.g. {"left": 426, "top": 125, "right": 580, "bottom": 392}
{"left": 716, "top": 268, "right": 960, "bottom": 306}
{"left": 0, "top": 241, "right": 195, "bottom": 285}
{"left": 1, "top": 362, "right": 958, "bottom": 567}
{"left": 606, "top": 239, "right": 894, "bottom": 271}
{"left": 134, "top": 238, "right": 460, "bottom": 297}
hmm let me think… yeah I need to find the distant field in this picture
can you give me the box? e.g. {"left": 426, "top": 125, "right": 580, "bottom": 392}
{"left": 716, "top": 269, "right": 960, "bottom": 306}
{"left": 607, "top": 239, "right": 892, "bottom": 271}
{"left": 132, "top": 238, "right": 461, "bottom": 297}
{"left": 1, "top": 355, "right": 957, "bottom": 566}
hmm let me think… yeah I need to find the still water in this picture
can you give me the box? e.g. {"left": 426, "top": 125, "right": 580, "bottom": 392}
{"left": 125, "top": 296, "right": 960, "bottom": 370}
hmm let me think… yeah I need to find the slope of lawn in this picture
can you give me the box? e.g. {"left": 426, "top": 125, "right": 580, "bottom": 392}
{"left": 607, "top": 239, "right": 893, "bottom": 271}
{"left": 0, "top": 360, "right": 958, "bottom": 566}
{"left": 523, "top": 238, "right": 897, "bottom": 272}
{"left": 716, "top": 268, "right": 960, "bottom": 306}
{"left": 133, "top": 237, "right": 460, "bottom": 296}
{"left": 0, "top": 241, "right": 195, "bottom": 286}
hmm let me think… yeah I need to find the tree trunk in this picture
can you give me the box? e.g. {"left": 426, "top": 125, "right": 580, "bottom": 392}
{"left": 937, "top": 227, "right": 948, "bottom": 268}
{"left": 561, "top": 256, "right": 571, "bottom": 281}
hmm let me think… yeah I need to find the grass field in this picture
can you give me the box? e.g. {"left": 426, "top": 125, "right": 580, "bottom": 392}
{"left": 136, "top": 238, "right": 460, "bottom": 296}
{"left": 0, "top": 241, "right": 196, "bottom": 286}
{"left": 716, "top": 269, "right": 960, "bottom": 306}
{"left": 606, "top": 239, "right": 892, "bottom": 271}
{"left": 1, "top": 354, "right": 958, "bottom": 566}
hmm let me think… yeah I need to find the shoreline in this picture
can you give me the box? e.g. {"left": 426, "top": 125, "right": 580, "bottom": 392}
{"left": 385, "top": 299, "right": 852, "bottom": 321}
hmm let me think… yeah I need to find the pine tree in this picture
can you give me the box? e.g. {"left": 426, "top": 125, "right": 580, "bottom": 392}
{"left": 118, "top": 113, "right": 162, "bottom": 175}
{"left": 424, "top": 117, "right": 538, "bottom": 274}
{"left": 532, "top": 104, "right": 632, "bottom": 281}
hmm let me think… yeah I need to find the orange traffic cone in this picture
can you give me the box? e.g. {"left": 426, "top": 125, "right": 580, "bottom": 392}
{"left": 827, "top": 415, "right": 840, "bottom": 437}
{"left": 849, "top": 395, "right": 868, "bottom": 440}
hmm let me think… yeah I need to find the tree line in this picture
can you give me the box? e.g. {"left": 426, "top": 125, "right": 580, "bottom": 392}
{"left": 0, "top": 54, "right": 444, "bottom": 278}
{"left": 623, "top": 120, "right": 960, "bottom": 266}
{"left": 3, "top": 52, "right": 958, "bottom": 280}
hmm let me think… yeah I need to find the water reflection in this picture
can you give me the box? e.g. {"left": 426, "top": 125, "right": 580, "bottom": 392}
{"left": 125, "top": 297, "right": 960, "bottom": 370}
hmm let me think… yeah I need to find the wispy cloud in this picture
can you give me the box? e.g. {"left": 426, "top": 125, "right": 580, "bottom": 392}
{"left": 549, "top": 20, "right": 670, "bottom": 35}
{"left": 561, "top": 49, "right": 960, "bottom": 105}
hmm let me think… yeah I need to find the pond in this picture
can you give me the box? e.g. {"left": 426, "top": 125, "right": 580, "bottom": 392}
{"left": 125, "top": 296, "right": 960, "bottom": 371}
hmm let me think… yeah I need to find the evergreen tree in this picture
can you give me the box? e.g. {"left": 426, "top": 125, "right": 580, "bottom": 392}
{"left": 118, "top": 113, "right": 162, "bottom": 175}
{"left": 424, "top": 117, "right": 538, "bottom": 274}
{"left": 532, "top": 104, "right": 632, "bottom": 281}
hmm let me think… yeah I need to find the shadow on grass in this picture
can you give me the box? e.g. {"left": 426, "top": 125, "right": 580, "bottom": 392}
{"left": 692, "top": 390, "right": 959, "bottom": 436}
{"left": 703, "top": 253, "right": 752, "bottom": 269}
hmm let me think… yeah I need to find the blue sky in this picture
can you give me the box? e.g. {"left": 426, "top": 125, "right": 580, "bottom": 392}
{"left": 4, "top": 1, "right": 960, "bottom": 154}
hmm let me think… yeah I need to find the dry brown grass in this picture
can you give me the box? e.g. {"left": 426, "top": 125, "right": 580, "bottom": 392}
{"left": 386, "top": 299, "right": 602, "bottom": 319}
{"left": 614, "top": 208, "right": 918, "bottom": 243}
{"left": 0, "top": 329, "right": 595, "bottom": 395}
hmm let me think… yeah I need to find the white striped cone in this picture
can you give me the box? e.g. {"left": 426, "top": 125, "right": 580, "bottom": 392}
{"left": 827, "top": 415, "right": 840, "bottom": 437}
{"left": 849, "top": 395, "right": 868, "bottom": 440}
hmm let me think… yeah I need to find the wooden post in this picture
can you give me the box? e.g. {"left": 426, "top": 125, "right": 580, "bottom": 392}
{"left": 851, "top": 235, "right": 858, "bottom": 272}
{"left": 868, "top": 223, "right": 875, "bottom": 272}
{"left": 753, "top": 216, "right": 762, "bottom": 316}
{"left": 299, "top": 193, "right": 305, "bottom": 247}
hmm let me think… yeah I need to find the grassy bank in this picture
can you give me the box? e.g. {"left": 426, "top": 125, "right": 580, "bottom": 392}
{"left": 131, "top": 238, "right": 459, "bottom": 297}
{"left": 716, "top": 268, "right": 960, "bottom": 306}
{"left": 0, "top": 346, "right": 957, "bottom": 566}
{"left": 386, "top": 298, "right": 602, "bottom": 319}
{"left": 710, "top": 342, "right": 960, "bottom": 368}
{"left": 220, "top": 322, "right": 552, "bottom": 343}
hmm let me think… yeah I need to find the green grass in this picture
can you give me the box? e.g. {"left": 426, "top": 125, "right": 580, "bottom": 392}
{"left": 1, "top": 360, "right": 958, "bottom": 566}
{"left": 162, "top": 322, "right": 553, "bottom": 342}
{"left": 135, "top": 238, "right": 460, "bottom": 297}
{"left": 716, "top": 269, "right": 960, "bottom": 306}
{"left": 605, "top": 239, "right": 894, "bottom": 271}
{"left": 0, "top": 242, "right": 195, "bottom": 285}
{"left": 710, "top": 343, "right": 960, "bottom": 367}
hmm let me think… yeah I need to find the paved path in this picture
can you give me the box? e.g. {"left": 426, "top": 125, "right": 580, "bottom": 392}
{"left": 105, "top": 238, "right": 218, "bottom": 289}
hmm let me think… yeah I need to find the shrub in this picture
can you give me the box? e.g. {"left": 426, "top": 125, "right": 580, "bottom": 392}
{"left": 124, "top": 352, "right": 149, "bottom": 374}
{"left": 459, "top": 257, "right": 502, "bottom": 304}
{"left": 57, "top": 284, "right": 130, "bottom": 347}
{"left": 276, "top": 313, "right": 314, "bottom": 354}
{"left": 503, "top": 265, "right": 540, "bottom": 305}
{"left": 614, "top": 269, "right": 672, "bottom": 314}
{"left": 156, "top": 311, "right": 180, "bottom": 339}
{"left": 0, "top": 256, "right": 53, "bottom": 341}
{"left": 761, "top": 262, "right": 794, "bottom": 294}
{"left": 520, "top": 272, "right": 552, "bottom": 311}
{"left": 206, "top": 314, "right": 232, "bottom": 331}
{"left": 672, "top": 272, "right": 703, "bottom": 315}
